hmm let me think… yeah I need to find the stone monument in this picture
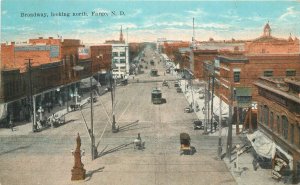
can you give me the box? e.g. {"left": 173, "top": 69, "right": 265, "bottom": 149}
{"left": 71, "top": 133, "right": 86, "bottom": 181}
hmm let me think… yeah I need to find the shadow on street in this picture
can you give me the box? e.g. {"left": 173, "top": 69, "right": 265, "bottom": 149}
{"left": 85, "top": 166, "right": 105, "bottom": 182}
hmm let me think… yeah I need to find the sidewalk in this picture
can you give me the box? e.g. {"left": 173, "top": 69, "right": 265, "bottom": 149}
{"left": 173, "top": 73, "right": 286, "bottom": 184}
{"left": 0, "top": 85, "right": 109, "bottom": 136}
{"left": 223, "top": 134, "right": 286, "bottom": 185}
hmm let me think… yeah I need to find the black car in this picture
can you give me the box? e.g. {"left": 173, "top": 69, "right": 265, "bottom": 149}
{"left": 176, "top": 87, "right": 182, "bottom": 93}
{"left": 193, "top": 120, "right": 204, "bottom": 130}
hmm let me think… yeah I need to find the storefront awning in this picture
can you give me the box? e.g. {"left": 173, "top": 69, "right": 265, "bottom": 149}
{"left": 236, "top": 87, "right": 252, "bottom": 96}
{"left": 247, "top": 130, "right": 276, "bottom": 159}
{"left": 247, "top": 130, "right": 293, "bottom": 168}
{"left": 80, "top": 77, "right": 99, "bottom": 89}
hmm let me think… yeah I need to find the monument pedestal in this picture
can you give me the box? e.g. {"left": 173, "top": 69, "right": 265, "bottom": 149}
{"left": 71, "top": 133, "right": 86, "bottom": 181}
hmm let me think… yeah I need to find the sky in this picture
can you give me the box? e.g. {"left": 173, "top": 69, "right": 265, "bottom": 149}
{"left": 1, "top": 0, "right": 300, "bottom": 43}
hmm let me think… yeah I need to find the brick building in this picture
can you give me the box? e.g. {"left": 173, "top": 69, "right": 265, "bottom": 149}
{"left": 90, "top": 45, "right": 112, "bottom": 73}
{"left": 162, "top": 41, "right": 190, "bottom": 61}
{"left": 191, "top": 40, "right": 245, "bottom": 79}
{"left": 245, "top": 22, "right": 300, "bottom": 54}
{"left": 254, "top": 76, "right": 300, "bottom": 182}
{"left": 0, "top": 37, "right": 95, "bottom": 125}
{"left": 192, "top": 49, "right": 218, "bottom": 79}
{"left": 203, "top": 23, "right": 300, "bottom": 133}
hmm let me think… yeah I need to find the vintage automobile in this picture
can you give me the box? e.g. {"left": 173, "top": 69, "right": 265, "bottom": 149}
{"left": 162, "top": 80, "right": 169, "bottom": 87}
{"left": 184, "top": 107, "right": 193, "bottom": 113}
{"left": 193, "top": 120, "right": 204, "bottom": 130}
{"left": 180, "top": 133, "right": 192, "bottom": 155}
{"left": 176, "top": 87, "right": 183, "bottom": 93}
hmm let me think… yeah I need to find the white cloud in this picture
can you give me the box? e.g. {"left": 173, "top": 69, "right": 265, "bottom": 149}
{"left": 221, "top": 9, "right": 242, "bottom": 21}
{"left": 92, "top": 8, "right": 110, "bottom": 13}
{"left": 197, "top": 23, "right": 231, "bottom": 29}
{"left": 110, "top": 22, "right": 137, "bottom": 30}
{"left": 186, "top": 8, "right": 206, "bottom": 17}
{"left": 279, "top": 6, "right": 300, "bottom": 20}
{"left": 72, "top": 18, "right": 90, "bottom": 26}
{"left": 129, "top": 9, "right": 142, "bottom": 17}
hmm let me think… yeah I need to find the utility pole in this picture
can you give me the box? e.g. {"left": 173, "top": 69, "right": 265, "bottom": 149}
{"left": 90, "top": 77, "right": 96, "bottom": 160}
{"left": 26, "top": 59, "right": 36, "bottom": 132}
{"left": 204, "top": 82, "right": 208, "bottom": 134}
{"left": 207, "top": 76, "right": 211, "bottom": 133}
{"left": 226, "top": 87, "right": 233, "bottom": 161}
{"left": 218, "top": 94, "right": 223, "bottom": 159}
{"left": 210, "top": 75, "right": 215, "bottom": 133}
{"left": 110, "top": 71, "right": 119, "bottom": 133}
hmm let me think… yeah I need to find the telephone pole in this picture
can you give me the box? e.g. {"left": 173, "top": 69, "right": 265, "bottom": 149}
{"left": 90, "top": 77, "right": 96, "bottom": 160}
{"left": 226, "top": 87, "right": 233, "bottom": 161}
{"left": 204, "top": 82, "right": 208, "bottom": 134}
{"left": 110, "top": 71, "right": 119, "bottom": 133}
{"left": 25, "top": 58, "right": 37, "bottom": 132}
{"left": 210, "top": 75, "right": 215, "bottom": 133}
{"left": 218, "top": 94, "right": 223, "bottom": 159}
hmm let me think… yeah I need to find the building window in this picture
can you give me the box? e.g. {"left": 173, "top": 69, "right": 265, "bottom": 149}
{"left": 264, "top": 70, "right": 273, "bottom": 77}
{"left": 259, "top": 105, "right": 263, "bottom": 124}
{"left": 112, "top": 52, "right": 118, "bottom": 57}
{"left": 112, "top": 59, "right": 118, "bottom": 63}
{"left": 270, "top": 112, "right": 274, "bottom": 130}
{"left": 263, "top": 105, "right": 269, "bottom": 126}
{"left": 282, "top": 115, "right": 288, "bottom": 140}
{"left": 277, "top": 115, "right": 280, "bottom": 134}
{"left": 120, "top": 59, "right": 126, "bottom": 63}
{"left": 298, "top": 127, "right": 300, "bottom": 148}
{"left": 120, "top": 52, "right": 126, "bottom": 57}
{"left": 233, "top": 71, "right": 240, "bottom": 82}
{"left": 286, "top": 70, "right": 296, "bottom": 77}
{"left": 290, "top": 124, "right": 294, "bottom": 144}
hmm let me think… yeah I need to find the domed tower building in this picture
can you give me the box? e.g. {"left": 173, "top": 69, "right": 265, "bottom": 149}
{"left": 263, "top": 22, "right": 271, "bottom": 37}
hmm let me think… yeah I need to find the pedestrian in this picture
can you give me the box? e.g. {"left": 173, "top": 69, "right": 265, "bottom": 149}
{"left": 9, "top": 120, "right": 14, "bottom": 131}
{"left": 47, "top": 102, "right": 50, "bottom": 113}
{"left": 214, "top": 122, "right": 218, "bottom": 131}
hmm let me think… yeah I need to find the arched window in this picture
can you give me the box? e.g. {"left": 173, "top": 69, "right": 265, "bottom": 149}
{"left": 277, "top": 115, "right": 280, "bottom": 134}
{"left": 290, "top": 124, "right": 294, "bottom": 144}
{"left": 263, "top": 105, "right": 269, "bottom": 125}
{"left": 282, "top": 115, "right": 288, "bottom": 140}
{"left": 270, "top": 112, "right": 274, "bottom": 130}
{"left": 259, "top": 105, "right": 263, "bottom": 123}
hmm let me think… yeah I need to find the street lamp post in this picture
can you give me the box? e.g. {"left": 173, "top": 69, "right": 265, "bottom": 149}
{"left": 109, "top": 66, "right": 119, "bottom": 133}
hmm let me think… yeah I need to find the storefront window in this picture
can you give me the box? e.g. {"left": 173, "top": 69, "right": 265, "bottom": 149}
{"left": 263, "top": 105, "right": 269, "bottom": 125}
{"left": 290, "top": 124, "right": 294, "bottom": 144}
{"left": 282, "top": 116, "right": 288, "bottom": 140}
{"left": 277, "top": 115, "right": 280, "bottom": 134}
{"left": 259, "top": 105, "right": 263, "bottom": 124}
{"left": 298, "top": 127, "right": 300, "bottom": 148}
{"left": 270, "top": 112, "right": 274, "bottom": 130}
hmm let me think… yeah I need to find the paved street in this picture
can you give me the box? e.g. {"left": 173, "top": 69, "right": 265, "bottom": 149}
{"left": 0, "top": 47, "right": 236, "bottom": 185}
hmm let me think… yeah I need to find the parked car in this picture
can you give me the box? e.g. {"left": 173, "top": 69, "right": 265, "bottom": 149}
{"left": 162, "top": 80, "right": 169, "bottom": 87}
{"left": 176, "top": 87, "right": 182, "bottom": 93}
{"left": 184, "top": 107, "right": 193, "bottom": 113}
{"left": 193, "top": 120, "right": 204, "bottom": 130}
